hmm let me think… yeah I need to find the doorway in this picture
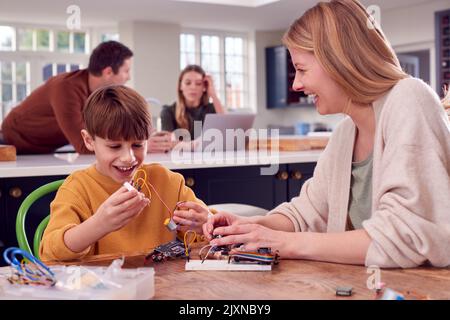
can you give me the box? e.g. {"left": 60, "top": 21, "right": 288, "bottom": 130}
{"left": 397, "top": 50, "right": 431, "bottom": 86}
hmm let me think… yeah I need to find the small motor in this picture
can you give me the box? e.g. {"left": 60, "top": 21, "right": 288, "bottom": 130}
{"left": 164, "top": 218, "right": 178, "bottom": 231}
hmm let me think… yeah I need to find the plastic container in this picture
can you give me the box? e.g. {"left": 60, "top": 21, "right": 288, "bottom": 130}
{"left": 0, "top": 264, "right": 155, "bottom": 300}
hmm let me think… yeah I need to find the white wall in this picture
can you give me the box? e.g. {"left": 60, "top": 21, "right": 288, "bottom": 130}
{"left": 119, "top": 21, "right": 180, "bottom": 122}
{"left": 382, "top": 0, "right": 449, "bottom": 47}
{"left": 381, "top": 0, "right": 450, "bottom": 92}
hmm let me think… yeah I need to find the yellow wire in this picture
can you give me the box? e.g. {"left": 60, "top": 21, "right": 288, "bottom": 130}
{"left": 135, "top": 177, "right": 152, "bottom": 200}
{"left": 133, "top": 168, "right": 147, "bottom": 182}
{"left": 132, "top": 168, "right": 147, "bottom": 190}
{"left": 183, "top": 230, "right": 197, "bottom": 257}
{"left": 132, "top": 167, "right": 173, "bottom": 219}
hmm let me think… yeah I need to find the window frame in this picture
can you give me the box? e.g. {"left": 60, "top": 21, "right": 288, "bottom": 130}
{"left": 0, "top": 22, "right": 118, "bottom": 121}
{"left": 0, "top": 21, "right": 97, "bottom": 123}
{"left": 180, "top": 28, "right": 253, "bottom": 112}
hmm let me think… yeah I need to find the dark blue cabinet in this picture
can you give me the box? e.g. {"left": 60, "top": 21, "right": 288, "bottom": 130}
{"left": 436, "top": 9, "right": 450, "bottom": 97}
{"left": 266, "top": 45, "right": 313, "bottom": 109}
{"left": 192, "top": 164, "right": 288, "bottom": 210}
{"left": 287, "top": 163, "right": 316, "bottom": 200}
{"left": 1, "top": 175, "right": 67, "bottom": 251}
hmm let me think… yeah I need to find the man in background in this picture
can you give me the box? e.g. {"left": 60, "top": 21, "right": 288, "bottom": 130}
{"left": 0, "top": 40, "right": 172, "bottom": 154}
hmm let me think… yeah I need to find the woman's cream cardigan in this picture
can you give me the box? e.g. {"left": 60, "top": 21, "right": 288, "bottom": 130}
{"left": 269, "top": 78, "right": 450, "bottom": 268}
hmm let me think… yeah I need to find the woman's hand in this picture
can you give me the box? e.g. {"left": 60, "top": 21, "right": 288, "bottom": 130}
{"left": 202, "top": 211, "right": 252, "bottom": 241}
{"left": 204, "top": 75, "right": 218, "bottom": 99}
{"left": 209, "top": 222, "right": 288, "bottom": 253}
{"left": 204, "top": 75, "right": 225, "bottom": 113}
{"left": 173, "top": 201, "right": 211, "bottom": 234}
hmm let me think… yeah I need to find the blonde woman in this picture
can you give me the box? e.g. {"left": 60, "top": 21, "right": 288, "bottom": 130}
{"left": 161, "top": 65, "right": 225, "bottom": 140}
{"left": 185, "top": 0, "right": 450, "bottom": 268}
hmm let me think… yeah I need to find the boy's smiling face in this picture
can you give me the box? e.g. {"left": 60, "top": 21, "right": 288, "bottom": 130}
{"left": 81, "top": 130, "right": 147, "bottom": 183}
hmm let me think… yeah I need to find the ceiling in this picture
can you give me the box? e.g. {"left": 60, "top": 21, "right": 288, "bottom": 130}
{"left": 0, "top": 0, "right": 437, "bottom": 31}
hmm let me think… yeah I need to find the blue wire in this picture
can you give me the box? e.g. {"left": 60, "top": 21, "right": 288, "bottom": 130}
{"left": 3, "top": 247, "right": 55, "bottom": 278}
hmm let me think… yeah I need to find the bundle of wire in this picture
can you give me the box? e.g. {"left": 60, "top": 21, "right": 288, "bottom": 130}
{"left": 228, "top": 250, "right": 276, "bottom": 264}
{"left": 131, "top": 168, "right": 198, "bottom": 259}
{"left": 2, "top": 247, "right": 56, "bottom": 287}
{"left": 131, "top": 168, "right": 177, "bottom": 221}
{"left": 183, "top": 230, "right": 197, "bottom": 259}
{"left": 199, "top": 244, "right": 277, "bottom": 264}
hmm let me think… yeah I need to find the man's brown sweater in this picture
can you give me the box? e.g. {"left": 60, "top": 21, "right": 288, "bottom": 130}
{"left": 1, "top": 69, "right": 91, "bottom": 154}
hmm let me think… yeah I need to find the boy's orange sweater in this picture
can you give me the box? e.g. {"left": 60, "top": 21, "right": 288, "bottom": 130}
{"left": 40, "top": 164, "right": 204, "bottom": 262}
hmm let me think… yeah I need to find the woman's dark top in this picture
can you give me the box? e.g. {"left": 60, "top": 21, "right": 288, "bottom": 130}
{"left": 160, "top": 102, "right": 216, "bottom": 139}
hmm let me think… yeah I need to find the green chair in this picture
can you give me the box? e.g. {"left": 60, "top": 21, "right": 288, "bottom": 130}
{"left": 16, "top": 180, "right": 64, "bottom": 258}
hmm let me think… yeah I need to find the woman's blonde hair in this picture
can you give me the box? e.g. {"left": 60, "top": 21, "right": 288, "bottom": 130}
{"left": 176, "top": 64, "right": 209, "bottom": 130}
{"left": 282, "top": 0, "right": 408, "bottom": 105}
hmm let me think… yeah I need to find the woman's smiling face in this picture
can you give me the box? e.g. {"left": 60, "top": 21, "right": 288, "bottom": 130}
{"left": 288, "top": 47, "right": 348, "bottom": 115}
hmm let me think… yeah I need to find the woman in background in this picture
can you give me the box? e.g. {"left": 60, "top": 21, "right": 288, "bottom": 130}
{"left": 161, "top": 65, "right": 225, "bottom": 140}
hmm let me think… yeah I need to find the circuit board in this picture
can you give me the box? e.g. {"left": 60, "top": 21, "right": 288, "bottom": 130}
{"left": 145, "top": 239, "right": 187, "bottom": 262}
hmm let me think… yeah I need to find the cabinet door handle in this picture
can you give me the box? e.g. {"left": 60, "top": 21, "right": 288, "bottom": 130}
{"left": 277, "top": 171, "right": 289, "bottom": 181}
{"left": 9, "top": 187, "right": 23, "bottom": 198}
{"left": 291, "top": 171, "right": 303, "bottom": 180}
{"left": 185, "top": 177, "right": 195, "bottom": 188}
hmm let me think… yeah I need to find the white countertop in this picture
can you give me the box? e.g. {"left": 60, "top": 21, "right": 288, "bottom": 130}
{"left": 0, "top": 150, "right": 322, "bottom": 178}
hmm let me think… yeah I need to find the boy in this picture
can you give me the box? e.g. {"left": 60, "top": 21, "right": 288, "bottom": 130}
{"left": 40, "top": 86, "right": 208, "bottom": 262}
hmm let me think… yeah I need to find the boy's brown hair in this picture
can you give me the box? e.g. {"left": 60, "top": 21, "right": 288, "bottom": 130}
{"left": 83, "top": 85, "right": 152, "bottom": 141}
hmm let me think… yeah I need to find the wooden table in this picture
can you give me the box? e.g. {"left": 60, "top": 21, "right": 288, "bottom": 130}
{"left": 57, "top": 252, "right": 450, "bottom": 300}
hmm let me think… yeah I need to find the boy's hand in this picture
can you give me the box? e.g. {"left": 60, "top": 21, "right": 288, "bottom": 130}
{"left": 93, "top": 186, "right": 150, "bottom": 235}
{"left": 173, "top": 201, "right": 210, "bottom": 234}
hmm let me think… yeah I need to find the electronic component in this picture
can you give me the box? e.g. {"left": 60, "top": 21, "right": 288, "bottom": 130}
{"left": 228, "top": 247, "right": 279, "bottom": 265}
{"left": 336, "top": 286, "right": 353, "bottom": 297}
{"left": 145, "top": 239, "right": 187, "bottom": 263}
{"left": 186, "top": 259, "right": 273, "bottom": 271}
{"left": 210, "top": 235, "right": 230, "bottom": 255}
{"left": 123, "top": 181, "right": 135, "bottom": 192}
{"left": 131, "top": 169, "right": 185, "bottom": 232}
{"left": 164, "top": 218, "right": 178, "bottom": 231}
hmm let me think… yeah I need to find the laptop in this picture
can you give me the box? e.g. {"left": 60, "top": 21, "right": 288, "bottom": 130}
{"left": 196, "top": 113, "right": 256, "bottom": 151}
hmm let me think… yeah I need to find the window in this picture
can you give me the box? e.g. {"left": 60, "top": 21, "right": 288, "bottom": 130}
{"left": 180, "top": 31, "right": 249, "bottom": 110}
{"left": 0, "top": 24, "right": 91, "bottom": 120}
{"left": 180, "top": 34, "right": 196, "bottom": 68}
{"left": 43, "top": 63, "right": 81, "bottom": 81}
{"left": 0, "top": 61, "right": 31, "bottom": 119}
{"left": 101, "top": 33, "right": 119, "bottom": 42}
{"left": 56, "top": 31, "right": 70, "bottom": 52}
{"left": 225, "top": 37, "right": 245, "bottom": 110}
{"left": 0, "top": 26, "right": 15, "bottom": 51}
{"left": 36, "top": 29, "right": 50, "bottom": 51}
{"left": 201, "top": 35, "right": 221, "bottom": 98}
